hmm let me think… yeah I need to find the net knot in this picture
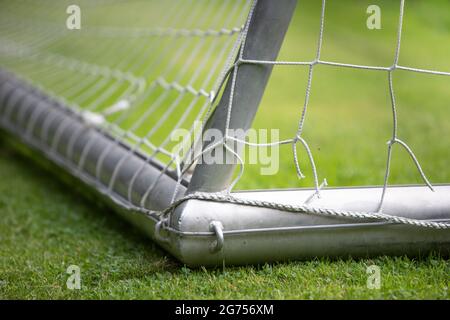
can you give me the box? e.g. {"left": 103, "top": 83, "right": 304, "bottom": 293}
{"left": 388, "top": 64, "right": 397, "bottom": 72}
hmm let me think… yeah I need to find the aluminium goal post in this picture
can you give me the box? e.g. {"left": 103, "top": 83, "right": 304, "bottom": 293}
{"left": 0, "top": 0, "right": 449, "bottom": 266}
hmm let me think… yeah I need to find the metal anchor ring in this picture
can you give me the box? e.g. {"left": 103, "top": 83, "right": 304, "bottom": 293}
{"left": 209, "top": 220, "right": 224, "bottom": 253}
{"left": 154, "top": 219, "right": 170, "bottom": 243}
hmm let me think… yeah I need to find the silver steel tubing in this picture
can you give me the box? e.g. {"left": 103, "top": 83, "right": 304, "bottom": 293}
{"left": 170, "top": 185, "right": 450, "bottom": 265}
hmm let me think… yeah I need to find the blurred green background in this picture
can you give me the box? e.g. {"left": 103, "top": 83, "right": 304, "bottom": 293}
{"left": 0, "top": 0, "right": 449, "bottom": 299}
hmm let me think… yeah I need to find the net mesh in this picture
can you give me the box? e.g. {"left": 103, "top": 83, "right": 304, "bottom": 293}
{"left": 0, "top": 0, "right": 250, "bottom": 204}
{"left": 217, "top": 0, "right": 450, "bottom": 212}
{"left": 0, "top": 0, "right": 449, "bottom": 222}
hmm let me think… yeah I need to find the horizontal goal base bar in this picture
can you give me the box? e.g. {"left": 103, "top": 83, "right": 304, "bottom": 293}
{"left": 166, "top": 185, "right": 450, "bottom": 266}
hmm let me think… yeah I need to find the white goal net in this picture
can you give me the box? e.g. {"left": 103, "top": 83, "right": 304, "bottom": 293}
{"left": 0, "top": 0, "right": 449, "bottom": 265}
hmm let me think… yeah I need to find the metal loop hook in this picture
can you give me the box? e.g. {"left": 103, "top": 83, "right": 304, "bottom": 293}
{"left": 209, "top": 220, "right": 224, "bottom": 253}
{"left": 154, "top": 218, "right": 170, "bottom": 243}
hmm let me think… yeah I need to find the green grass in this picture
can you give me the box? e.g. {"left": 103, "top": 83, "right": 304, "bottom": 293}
{"left": 0, "top": 0, "right": 449, "bottom": 299}
{"left": 0, "top": 144, "right": 448, "bottom": 299}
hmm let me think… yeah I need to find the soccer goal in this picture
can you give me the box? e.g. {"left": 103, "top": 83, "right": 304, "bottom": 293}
{"left": 0, "top": 0, "right": 449, "bottom": 266}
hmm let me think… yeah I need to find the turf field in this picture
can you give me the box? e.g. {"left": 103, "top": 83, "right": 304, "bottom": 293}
{"left": 0, "top": 145, "right": 448, "bottom": 299}
{"left": 0, "top": 0, "right": 449, "bottom": 299}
